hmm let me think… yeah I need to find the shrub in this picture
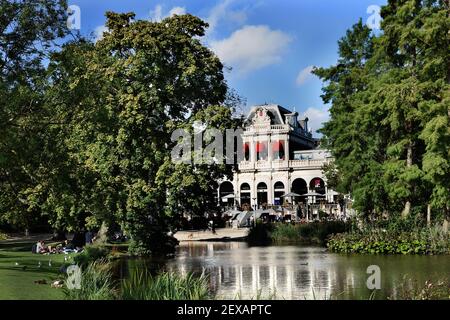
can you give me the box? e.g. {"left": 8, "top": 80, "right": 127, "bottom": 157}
{"left": 270, "top": 223, "right": 299, "bottom": 243}
{"left": 63, "top": 260, "right": 117, "bottom": 300}
{"left": 121, "top": 270, "right": 210, "bottom": 300}
{"left": 73, "top": 245, "right": 111, "bottom": 267}
{"left": 247, "top": 222, "right": 273, "bottom": 245}
{"left": 327, "top": 224, "right": 450, "bottom": 255}
{"left": 389, "top": 277, "right": 450, "bottom": 300}
{"left": 0, "top": 232, "right": 7, "bottom": 240}
{"left": 247, "top": 221, "right": 351, "bottom": 245}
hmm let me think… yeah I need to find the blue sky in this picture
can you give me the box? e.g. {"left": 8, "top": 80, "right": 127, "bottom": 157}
{"left": 68, "top": 0, "right": 386, "bottom": 134}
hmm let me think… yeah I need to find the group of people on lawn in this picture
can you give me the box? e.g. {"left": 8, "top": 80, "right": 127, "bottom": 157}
{"left": 33, "top": 231, "right": 96, "bottom": 254}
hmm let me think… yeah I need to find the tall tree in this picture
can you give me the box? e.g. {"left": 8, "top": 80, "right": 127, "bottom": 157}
{"left": 48, "top": 12, "right": 233, "bottom": 254}
{"left": 0, "top": 0, "right": 68, "bottom": 230}
{"left": 315, "top": 1, "right": 449, "bottom": 221}
{"left": 314, "top": 20, "right": 387, "bottom": 216}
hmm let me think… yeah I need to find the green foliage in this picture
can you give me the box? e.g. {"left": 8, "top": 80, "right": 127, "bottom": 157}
{"left": 0, "top": 232, "right": 7, "bottom": 240}
{"left": 314, "top": 1, "right": 450, "bottom": 219}
{"left": 73, "top": 245, "right": 111, "bottom": 268}
{"left": 328, "top": 225, "right": 450, "bottom": 255}
{"left": 44, "top": 12, "right": 234, "bottom": 254}
{"left": 248, "top": 221, "right": 351, "bottom": 245}
{"left": 389, "top": 277, "right": 450, "bottom": 300}
{"left": 247, "top": 221, "right": 274, "bottom": 245}
{"left": 64, "top": 260, "right": 117, "bottom": 300}
{"left": 1, "top": 6, "right": 236, "bottom": 255}
{"left": 65, "top": 260, "right": 210, "bottom": 300}
{"left": 0, "top": 0, "right": 69, "bottom": 230}
{"left": 121, "top": 270, "right": 210, "bottom": 300}
{"left": 270, "top": 223, "right": 300, "bottom": 242}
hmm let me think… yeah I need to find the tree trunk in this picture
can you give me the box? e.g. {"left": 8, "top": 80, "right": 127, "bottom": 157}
{"left": 402, "top": 141, "right": 413, "bottom": 218}
{"left": 426, "top": 204, "right": 431, "bottom": 227}
{"left": 402, "top": 202, "right": 411, "bottom": 218}
{"left": 95, "top": 221, "right": 109, "bottom": 244}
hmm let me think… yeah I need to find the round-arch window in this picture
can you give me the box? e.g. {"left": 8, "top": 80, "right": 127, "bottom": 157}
{"left": 274, "top": 182, "right": 285, "bottom": 190}
{"left": 257, "top": 182, "right": 268, "bottom": 190}
{"left": 240, "top": 183, "right": 251, "bottom": 191}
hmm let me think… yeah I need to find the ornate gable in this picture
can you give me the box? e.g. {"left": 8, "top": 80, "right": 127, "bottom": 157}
{"left": 252, "top": 108, "right": 271, "bottom": 127}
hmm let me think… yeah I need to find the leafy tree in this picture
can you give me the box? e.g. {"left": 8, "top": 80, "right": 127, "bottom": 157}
{"left": 315, "top": 1, "right": 449, "bottom": 224}
{"left": 314, "top": 20, "right": 387, "bottom": 216}
{"left": 47, "top": 12, "right": 233, "bottom": 254}
{"left": 0, "top": 0, "right": 68, "bottom": 230}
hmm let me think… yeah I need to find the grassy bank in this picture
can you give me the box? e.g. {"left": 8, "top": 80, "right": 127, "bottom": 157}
{"left": 247, "top": 221, "right": 351, "bottom": 245}
{"left": 0, "top": 239, "right": 69, "bottom": 299}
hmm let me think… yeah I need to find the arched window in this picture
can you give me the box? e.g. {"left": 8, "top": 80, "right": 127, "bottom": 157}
{"left": 240, "top": 183, "right": 251, "bottom": 205}
{"left": 257, "top": 182, "right": 268, "bottom": 190}
{"left": 219, "top": 181, "right": 234, "bottom": 207}
{"left": 273, "top": 181, "right": 285, "bottom": 205}
{"left": 292, "top": 178, "right": 308, "bottom": 203}
{"left": 310, "top": 178, "right": 326, "bottom": 195}
{"left": 240, "top": 183, "right": 251, "bottom": 191}
{"left": 274, "top": 181, "right": 285, "bottom": 190}
{"left": 256, "top": 182, "right": 268, "bottom": 208}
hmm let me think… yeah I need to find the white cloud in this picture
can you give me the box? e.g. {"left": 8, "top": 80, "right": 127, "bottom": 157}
{"left": 94, "top": 25, "right": 108, "bottom": 42}
{"left": 206, "top": 0, "right": 247, "bottom": 36}
{"left": 303, "top": 106, "right": 329, "bottom": 134}
{"left": 210, "top": 25, "right": 292, "bottom": 75}
{"left": 150, "top": 5, "right": 163, "bottom": 21}
{"left": 296, "top": 65, "right": 314, "bottom": 86}
{"left": 169, "top": 6, "right": 186, "bottom": 16}
{"left": 149, "top": 5, "right": 187, "bottom": 22}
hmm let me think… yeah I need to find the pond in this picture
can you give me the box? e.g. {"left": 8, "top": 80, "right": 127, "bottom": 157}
{"left": 120, "top": 242, "right": 450, "bottom": 300}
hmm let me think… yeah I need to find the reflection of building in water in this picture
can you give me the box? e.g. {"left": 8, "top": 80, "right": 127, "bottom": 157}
{"left": 168, "top": 244, "right": 358, "bottom": 299}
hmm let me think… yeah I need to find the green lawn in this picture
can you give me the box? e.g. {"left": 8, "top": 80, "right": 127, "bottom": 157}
{"left": 0, "top": 239, "right": 73, "bottom": 300}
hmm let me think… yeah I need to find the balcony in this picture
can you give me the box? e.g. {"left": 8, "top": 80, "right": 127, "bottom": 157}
{"left": 288, "top": 159, "right": 328, "bottom": 168}
{"left": 244, "top": 124, "right": 290, "bottom": 134}
{"left": 238, "top": 158, "right": 330, "bottom": 171}
{"left": 239, "top": 161, "right": 254, "bottom": 170}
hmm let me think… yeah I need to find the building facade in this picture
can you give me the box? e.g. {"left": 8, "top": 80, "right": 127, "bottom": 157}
{"left": 218, "top": 104, "right": 338, "bottom": 212}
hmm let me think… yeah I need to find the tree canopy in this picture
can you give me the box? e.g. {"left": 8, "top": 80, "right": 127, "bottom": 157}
{"left": 315, "top": 0, "right": 449, "bottom": 223}
{"left": 0, "top": 4, "right": 238, "bottom": 254}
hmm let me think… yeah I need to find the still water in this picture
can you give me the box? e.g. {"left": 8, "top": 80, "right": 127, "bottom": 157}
{"left": 123, "top": 242, "right": 450, "bottom": 300}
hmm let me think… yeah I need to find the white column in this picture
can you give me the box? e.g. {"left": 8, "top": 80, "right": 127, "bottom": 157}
{"left": 250, "top": 138, "right": 256, "bottom": 163}
{"left": 268, "top": 134, "right": 272, "bottom": 163}
{"left": 285, "top": 135, "right": 290, "bottom": 163}
{"left": 251, "top": 174, "right": 257, "bottom": 210}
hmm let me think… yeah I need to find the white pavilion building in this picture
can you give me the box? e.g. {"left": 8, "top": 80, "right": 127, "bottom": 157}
{"left": 218, "top": 104, "right": 340, "bottom": 215}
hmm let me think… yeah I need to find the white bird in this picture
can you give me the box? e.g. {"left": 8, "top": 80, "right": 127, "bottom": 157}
{"left": 48, "top": 260, "right": 52, "bottom": 267}
{"left": 14, "top": 262, "right": 19, "bottom": 266}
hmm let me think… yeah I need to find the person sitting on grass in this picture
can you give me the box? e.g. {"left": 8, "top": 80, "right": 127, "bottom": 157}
{"left": 37, "top": 241, "right": 49, "bottom": 254}
{"left": 62, "top": 239, "right": 83, "bottom": 253}
{"left": 33, "top": 241, "right": 42, "bottom": 254}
